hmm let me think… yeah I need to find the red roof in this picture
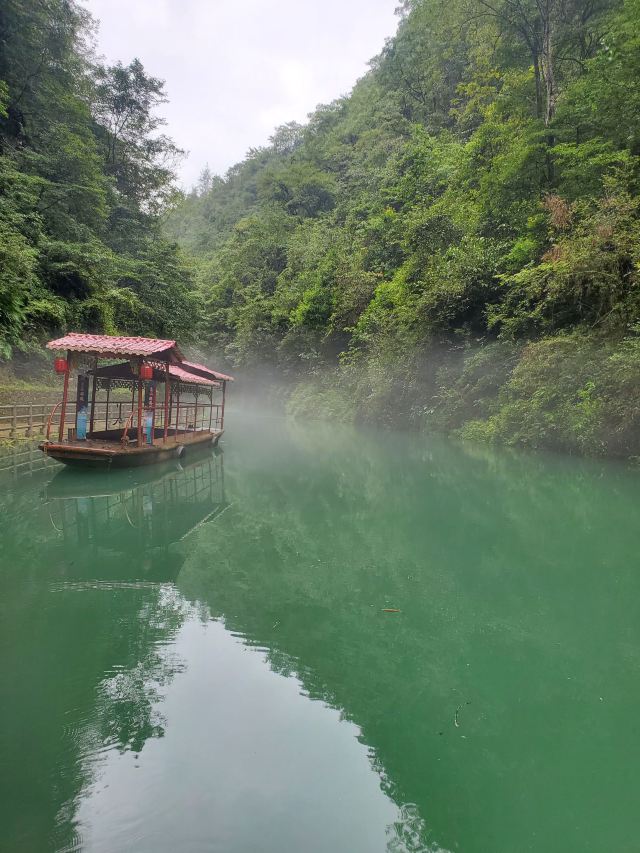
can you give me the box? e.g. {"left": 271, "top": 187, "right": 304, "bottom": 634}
{"left": 91, "top": 361, "right": 219, "bottom": 387}
{"left": 48, "top": 333, "right": 234, "bottom": 383}
{"left": 169, "top": 364, "right": 220, "bottom": 386}
{"left": 182, "top": 359, "right": 234, "bottom": 382}
{"left": 47, "top": 333, "right": 182, "bottom": 360}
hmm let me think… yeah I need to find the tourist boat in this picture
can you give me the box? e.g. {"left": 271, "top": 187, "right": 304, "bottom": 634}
{"left": 39, "top": 333, "right": 233, "bottom": 468}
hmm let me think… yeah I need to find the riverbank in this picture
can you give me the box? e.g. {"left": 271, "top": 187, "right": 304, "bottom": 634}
{"left": 5, "top": 327, "right": 640, "bottom": 461}
{"left": 287, "top": 330, "right": 640, "bottom": 461}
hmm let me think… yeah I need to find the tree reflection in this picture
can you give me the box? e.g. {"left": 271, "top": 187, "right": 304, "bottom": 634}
{"left": 177, "top": 419, "right": 640, "bottom": 853}
{"left": 0, "top": 451, "right": 226, "bottom": 852}
{"left": 4, "top": 418, "right": 640, "bottom": 852}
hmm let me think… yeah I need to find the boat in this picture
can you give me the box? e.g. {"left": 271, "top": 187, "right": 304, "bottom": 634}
{"left": 39, "top": 333, "right": 233, "bottom": 469}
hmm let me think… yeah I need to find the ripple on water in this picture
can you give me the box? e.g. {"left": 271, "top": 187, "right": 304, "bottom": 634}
{"left": 49, "top": 581, "right": 173, "bottom": 593}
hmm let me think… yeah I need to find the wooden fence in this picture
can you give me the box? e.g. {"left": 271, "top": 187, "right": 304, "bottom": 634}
{"left": 0, "top": 400, "right": 135, "bottom": 441}
{"left": 0, "top": 401, "right": 61, "bottom": 440}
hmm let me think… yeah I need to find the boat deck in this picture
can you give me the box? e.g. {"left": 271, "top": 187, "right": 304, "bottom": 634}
{"left": 40, "top": 429, "right": 222, "bottom": 468}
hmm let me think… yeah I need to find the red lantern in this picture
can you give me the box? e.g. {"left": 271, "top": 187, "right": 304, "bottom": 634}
{"left": 140, "top": 362, "right": 153, "bottom": 380}
{"left": 54, "top": 357, "right": 68, "bottom": 374}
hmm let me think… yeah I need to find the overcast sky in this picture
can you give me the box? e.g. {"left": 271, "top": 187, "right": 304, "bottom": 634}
{"left": 80, "top": 0, "right": 399, "bottom": 188}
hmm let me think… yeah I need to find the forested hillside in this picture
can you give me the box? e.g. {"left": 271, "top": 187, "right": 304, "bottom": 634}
{"left": 169, "top": 0, "right": 640, "bottom": 456}
{"left": 0, "top": 0, "right": 196, "bottom": 363}
{"left": 3, "top": 0, "right": 640, "bottom": 456}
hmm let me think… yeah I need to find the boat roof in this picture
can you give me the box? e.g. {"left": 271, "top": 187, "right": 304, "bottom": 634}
{"left": 90, "top": 361, "right": 220, "bottom": 387}
{"left": 46, "top": 333, "right": 234, "bottom": 381}
{"left": 46, "top": 333, "right": 183, "bottom": 361}
{"left": 181, "top": 360, "right": 234, "bottom": 383}
{"left": 169, "top": 364, "right": 220, "bottom": 386}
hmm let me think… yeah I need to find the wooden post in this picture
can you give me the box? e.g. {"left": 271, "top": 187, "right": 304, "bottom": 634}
{"left": 59, "top": 352, "right": 70, "bottom": 442}
{"left": 137, "top": 361, "right": 143, "bottom": 447}
{"left": 26, "top": 404, "right": 33, "bottom": 438}
{"left": 175, "top": 386, "right": 181, "bottom": 437}
{"left": 220, "top": 381, "right": 226, "bottom": 430}
{"left": 208, "top": 388, "right": 213, "bottom": 432}
{"left": 150, "top": 382, "right": 157, "bottom": 446}
{"left": 194, "top": 390, "right": 198, "bottom": 432}
{"left": 164, "top": 362, "right": 170, "bottom": 443}
{"left": 89, "top": 370, "right": 97, "bottom": 436}
{"left": 105, "top": 381, "right": 111, "bottom": 430}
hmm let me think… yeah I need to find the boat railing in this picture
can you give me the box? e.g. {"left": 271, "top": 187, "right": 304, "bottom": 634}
{"left": 174, "top": 402, "right": 223, "bottom": 433}
{"left": 41, "top": 399, "right": 222, "bottom": 444}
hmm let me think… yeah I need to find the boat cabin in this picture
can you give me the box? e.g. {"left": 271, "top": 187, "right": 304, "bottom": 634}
{"left": 39, "top": 333, "right": 233, "bottom": 468}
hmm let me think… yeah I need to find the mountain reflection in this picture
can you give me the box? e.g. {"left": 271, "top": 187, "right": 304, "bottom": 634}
{"left": 0, "top": 451, "right": 226, "bottom": 852}
{"left": 3, "top": 418, "right": 640, "bottom": 852}
{"left": 176, "top": 418, "right": 640, "bottom": 853}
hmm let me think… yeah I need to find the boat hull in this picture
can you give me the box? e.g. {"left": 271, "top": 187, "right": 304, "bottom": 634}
{"left": 39, "top": 430, "right": 222, "bottom": 470}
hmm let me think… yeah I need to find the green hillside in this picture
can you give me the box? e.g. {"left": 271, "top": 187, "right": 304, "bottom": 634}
{"left": 3, "top": 0, "right": 640, "bottom": 456}
{"left": 168, "top": 0, "right": 640, "bottom": 456}
{"left": 0, "top": 0, "right": 197, "bottom": 363}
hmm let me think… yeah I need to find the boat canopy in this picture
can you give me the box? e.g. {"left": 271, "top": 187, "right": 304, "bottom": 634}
{"left": 89, "top": 361, "right": 221, "bottom": 388}
{"left": 46, "top": 333, "right": 233, "bottom": 381}
{"left": 46, "top": 333, "right": 183, "bottom": 361}
{"left": 181, "top": 360, "right": 234, "bottom": 383}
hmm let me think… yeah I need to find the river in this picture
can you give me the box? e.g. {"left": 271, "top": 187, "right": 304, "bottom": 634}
{"left": 1, "top": 409, "right": 639, "bottom": 852}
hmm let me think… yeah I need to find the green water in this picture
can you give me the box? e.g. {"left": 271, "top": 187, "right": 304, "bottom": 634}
{"left": 2, "top": 412, "right": 640, "bottom": 853}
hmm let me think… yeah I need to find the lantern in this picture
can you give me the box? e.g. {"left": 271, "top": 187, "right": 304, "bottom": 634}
{"left": 140, "top": 362, "right": 153, "bottom": 380}
{"left": 54, "top": 357, "right": 68, "bottom": 374}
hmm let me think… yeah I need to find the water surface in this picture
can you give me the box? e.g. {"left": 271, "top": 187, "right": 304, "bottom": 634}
{"left": 2, "top": 412, "right": 640, "bottom": 852}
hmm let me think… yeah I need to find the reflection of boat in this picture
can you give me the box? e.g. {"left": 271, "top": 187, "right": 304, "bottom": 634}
{"left": 43, "top": 449, "right": 227, "bottom": 583}
{"left": 39, "top": 333, "right": 233, "bottom": 469}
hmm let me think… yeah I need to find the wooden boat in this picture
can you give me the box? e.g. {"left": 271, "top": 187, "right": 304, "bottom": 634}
{"left": 39, "top": 333, "right": 233, "bottom": 469}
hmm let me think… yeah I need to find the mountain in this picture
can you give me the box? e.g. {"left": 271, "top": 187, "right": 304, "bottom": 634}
{"left": 167, "top": 0, "right": 640, "bottom": 456}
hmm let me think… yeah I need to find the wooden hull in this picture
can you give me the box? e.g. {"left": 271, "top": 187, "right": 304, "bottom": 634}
{"left": 39, "top": 430, "right": 222, "bottom": 470}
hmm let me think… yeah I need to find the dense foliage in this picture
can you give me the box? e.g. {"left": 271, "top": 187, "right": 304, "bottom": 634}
{"left": 169, "top": 0, "right": 640, "bottom": 456}
{"left": 0, "top": 0, "right": 196, "bottom": 361}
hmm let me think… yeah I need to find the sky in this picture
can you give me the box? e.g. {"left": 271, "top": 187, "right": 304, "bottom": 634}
{"left": 80, "top": 0, "right": 400, "bottom": 189}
